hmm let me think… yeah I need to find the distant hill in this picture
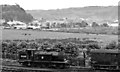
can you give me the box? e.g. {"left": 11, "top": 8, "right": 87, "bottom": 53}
{"left": 27, "top": 6, "right": 118, "bottom": 23}
{"left": 1, "top": 4, "right": 34, "bottom": 23}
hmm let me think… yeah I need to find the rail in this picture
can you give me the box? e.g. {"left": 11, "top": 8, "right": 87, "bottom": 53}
{"left": 1, "top": 65, "right": 94, "bottom": 72}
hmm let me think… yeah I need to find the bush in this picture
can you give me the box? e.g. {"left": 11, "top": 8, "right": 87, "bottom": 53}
{"left": 1, "top": 38, "right": 99, "bottom": 60}
{"left": 105, "top": 41, "right": 117, "bottom": 49}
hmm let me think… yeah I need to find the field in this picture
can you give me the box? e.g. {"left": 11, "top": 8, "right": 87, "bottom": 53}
{"left": 1, "top": 29, "right": 118, "bottom": 45}
{"left": 55, "top": 27, "right": 118, "bottom": 35}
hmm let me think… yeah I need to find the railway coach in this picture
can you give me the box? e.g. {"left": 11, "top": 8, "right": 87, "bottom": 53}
{"left": 90, "top": 49, "right": 120, "bottom": 70}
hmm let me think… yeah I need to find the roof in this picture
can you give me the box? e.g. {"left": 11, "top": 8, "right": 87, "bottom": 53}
{"left": 90, "top": 49, "right": 120, "bottom": 53}
{"left": 7, "top": 21, "right": 26, "bottom": 25}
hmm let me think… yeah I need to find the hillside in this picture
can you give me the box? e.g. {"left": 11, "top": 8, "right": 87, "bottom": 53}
{"left": 27, "top": 6, "right": 118, "bottom": 23}
{"left": 1, "top": 4, "right": 34, "bottom": 23}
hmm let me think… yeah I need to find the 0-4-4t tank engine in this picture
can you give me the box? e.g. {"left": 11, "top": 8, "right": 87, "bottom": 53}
{"left": 18, "top": 49, "right": 70, "bottom": 69}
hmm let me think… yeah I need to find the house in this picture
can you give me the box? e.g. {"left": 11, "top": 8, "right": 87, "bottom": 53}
{"left": 27, "top": 23, "right": 41, "bottom": 29}
{"left": 13, "top": 23, "right": 27, "bottom": 29}
{"left": 44, "top": 20, "right": 69, "bottom": 28}
{"left": 7, "top": 20, "right": 26, "bottom": 26}
{"left": 7, "top": 20, "right": 27, "bottom": 29}
{"left": 108, "top": 21, "right": 119, "bottom": 27}
{"left": 27, "top": 20, "right": 41, "bottom": 29}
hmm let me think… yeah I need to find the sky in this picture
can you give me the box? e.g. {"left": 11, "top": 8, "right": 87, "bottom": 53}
{"left": 0, "top": 0, "right": 120, "bottom": 10}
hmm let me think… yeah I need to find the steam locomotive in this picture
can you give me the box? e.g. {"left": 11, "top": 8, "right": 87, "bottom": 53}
{"left": 18, "top": 48, "right": 71, "bottom": 69}
{"left": 18, "top": 48, "right": 86, "bottom": 69}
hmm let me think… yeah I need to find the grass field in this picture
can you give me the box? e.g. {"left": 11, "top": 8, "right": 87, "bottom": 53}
{"left": 1, "top": 29, "right": 118, "bottom": 45}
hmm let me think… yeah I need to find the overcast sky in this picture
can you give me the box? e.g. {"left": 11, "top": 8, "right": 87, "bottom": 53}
{"left": 0, "top": 0, "right": 120, "bottom": 10}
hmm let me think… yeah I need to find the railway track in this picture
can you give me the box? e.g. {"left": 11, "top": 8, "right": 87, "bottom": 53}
{"left": 1, "top": 65, "right": 119, "bottom": 72}
{"left": 1, "top": 60, "right": 120, "bottom": 72}
{"left": 1, "top": 65, "right": 95, "bottom": 72}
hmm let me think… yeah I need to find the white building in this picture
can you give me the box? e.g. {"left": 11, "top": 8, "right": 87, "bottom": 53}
{"left": 27, "top": 20, "right": 42, "bottom": 29}
{"left": 108, "top": 20, "right": 119, "bottom": 27}
{"left": 13, "top": 24, "right": 27, "bottom": 29}
{"left": 7, "top": 20, "right": 26, "bottom": 26}
{"left": 6, "top": 20, "right": 27, "bottom": 29}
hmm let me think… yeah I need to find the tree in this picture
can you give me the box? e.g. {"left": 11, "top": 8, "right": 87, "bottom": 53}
{"left": 17, "top": 41, "right": 28, "bottom": 49}
{"left": 65, "top": 42, "right": 79, "bottom": 57}
{"left": 60, "top": 23, "right": 67, "bottom": 28}
{"left": 46, "top": 22, "right": 50, "bottom": 28}
{"left": 2, "top": 42, "right": 9, "bottom": 58}
{"left": 92, "top": 22, "right": 99, "bottom": 27}
{"left": 87, "top": 43, "right": 101, "bottom": 49}
{"left": 116, "top": 43, "right": 120, "bottom": 50}
{"left": 40, "top": 41, "right": 52, "bottom": 51}
{"left": 53, "top": 42, "right": 65, "bottom": 51}
{"left": 101, "top": 23, "right": 109, "bottom": 27}
{"left": 27, "top": 42, "right": 39, "bottom": 49}
{"left": 80, "top": 21, "right": 88, "bottom": 27}
{"left": 75, "top": 22, "right": 81, "bottom": 27}
{"left": 105, "top": 41, "right": 117, "bottom": 49}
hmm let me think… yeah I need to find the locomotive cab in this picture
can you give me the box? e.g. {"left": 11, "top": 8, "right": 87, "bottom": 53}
{"left": 18, "top": 49, "right": 36, "bottom": 66}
